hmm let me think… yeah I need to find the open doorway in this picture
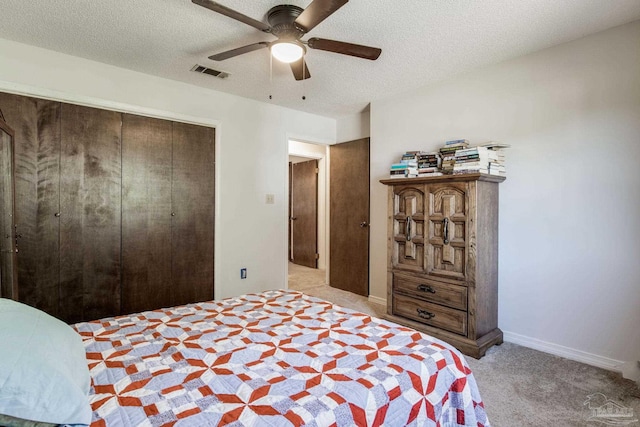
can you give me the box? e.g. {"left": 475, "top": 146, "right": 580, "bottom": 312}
{"left": 287, "top": 137, "right": 375, "bottom": 310}
{"left": 288, "top": 140, "right": 328, "bottom": 288}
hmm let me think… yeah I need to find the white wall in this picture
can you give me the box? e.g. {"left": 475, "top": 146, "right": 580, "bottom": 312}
{"left": 0, "top": 38, "right": 336, "bottom": 301}
{"left": 370, "top": 21, "right": 640, "bottom": 380}
{"left": 336, "top": 111, "right": 370, "bottom": 142}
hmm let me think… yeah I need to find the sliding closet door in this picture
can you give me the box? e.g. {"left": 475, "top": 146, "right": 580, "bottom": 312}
{"left": 171, "top": 122, "right": 214, "bottom": 306}
{"left": 121, "top": 114, "right": 172, "bottom": 314}
{"left": 1, "top": 91, "right": 216, "bottom": 320}
{"left": 0, "top": 120, "right": 18, "bottom": 300}
{"left": 0, "top": 93, "right": 61, "bottom": 316}
{"left": 59, "top": 103, "right": 122, "bottom": 322}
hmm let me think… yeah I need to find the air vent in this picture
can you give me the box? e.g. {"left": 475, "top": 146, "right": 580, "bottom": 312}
{"left": 190, "top": 64, "right": 229, "bottom": 79}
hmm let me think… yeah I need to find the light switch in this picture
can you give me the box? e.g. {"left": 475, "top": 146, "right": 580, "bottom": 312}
{"left": 265, "top": 194, "right": 275, "bottom": 204}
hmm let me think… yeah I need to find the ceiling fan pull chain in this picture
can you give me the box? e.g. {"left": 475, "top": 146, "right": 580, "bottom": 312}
{"left": 302, "top": 57, "right": 306, "bottom": 100}
{"left": 269, "top": 52, "right": 273, "bottom": 100}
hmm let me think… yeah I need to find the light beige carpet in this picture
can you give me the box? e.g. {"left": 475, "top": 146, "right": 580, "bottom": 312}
{"left": 288, "top": 262, "right": 640, "bottom": 427}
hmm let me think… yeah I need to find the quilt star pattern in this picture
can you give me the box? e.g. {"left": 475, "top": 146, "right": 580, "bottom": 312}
{"left": 74, "top": 290, "right": 489, "bottom": 426}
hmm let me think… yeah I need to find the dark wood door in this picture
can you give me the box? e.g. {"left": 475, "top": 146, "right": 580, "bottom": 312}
{"left": 0, "top": 119, "right": 18, "bottom": 300}
{"left": 59, "top": 103, "right": 122, "bottom": 322}
{"left": 290, "top": 159, "right": 318, "bottom": 268}
{"left": 171, "top": 122, "right": 215, "bottom": 306}
{"left": 0, "top": 93, "right": 61, "bottom": 316}
{"left": 330, "top": 138, "right": 370, "bottom": 296}
{"left": 121, "top": 114, "right": 173, "bottom": 313}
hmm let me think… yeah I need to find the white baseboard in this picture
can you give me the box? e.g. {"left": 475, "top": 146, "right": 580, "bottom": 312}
{"left": 503, "top": 330, "right": 637, "bottom": 381}
{"left": 354, "top": 303, "right": 639, "bottom": 382}
{"left": 368, "top": 295, "right": 386, "bottom": 306}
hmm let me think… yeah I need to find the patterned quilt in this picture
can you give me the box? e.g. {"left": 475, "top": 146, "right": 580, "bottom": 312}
{"left": 74, "top": 290, "right": 489, "bottom": 427}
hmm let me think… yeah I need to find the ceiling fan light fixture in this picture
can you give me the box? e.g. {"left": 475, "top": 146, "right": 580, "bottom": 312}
{"left": 271, "top": 40, "right": 305, "bottom": 63}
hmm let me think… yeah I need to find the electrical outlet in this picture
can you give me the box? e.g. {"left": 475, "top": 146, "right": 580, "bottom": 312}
{"left": 240, "top": 268, "right": 247, "bottom": 279}
{"left": 265, "top": 194, "right": 275, "bottom": 204}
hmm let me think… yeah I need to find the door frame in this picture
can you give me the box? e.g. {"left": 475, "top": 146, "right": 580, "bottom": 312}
{"left": 285, "top": 139, "right": 330, "bottom": 285}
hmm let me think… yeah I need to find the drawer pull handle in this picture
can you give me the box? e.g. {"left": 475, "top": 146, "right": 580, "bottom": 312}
{"left": 443, "top": 217, "right": 449, "bottom": 244}
{"left": 417, "top": 308, "right": 435, "bottom": 320}
{"left": 417, "top": 284, "right": 436, "bottom": 293}
{"left": 406, "top": 216, "right": 412, "bottom": 241}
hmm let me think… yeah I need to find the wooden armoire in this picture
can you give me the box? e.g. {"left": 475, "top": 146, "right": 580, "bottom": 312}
{"left": 380, "top": 173, "right": 504, "bottom": 358}
{"left": 0, "top": 92, "right": 215, "bottom": 323}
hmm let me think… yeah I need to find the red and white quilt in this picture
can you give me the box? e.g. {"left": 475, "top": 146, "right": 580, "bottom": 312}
{"left": 74, "top": 290, "right": 489, "bottom": 426}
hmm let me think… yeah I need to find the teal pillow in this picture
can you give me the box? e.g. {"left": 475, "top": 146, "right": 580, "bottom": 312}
{"left": 0, "top": 298, "right": 92, "bottom": 426}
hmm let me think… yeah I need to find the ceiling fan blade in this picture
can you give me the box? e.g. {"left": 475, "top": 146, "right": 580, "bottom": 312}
{"left": 294, "top": 0, "right": 348, "bottom": 33}
{"left": 208, "top": 42, "right": 269, "bottom": 61}
{"left": 307, "top": 37, "right": 381, "bottom": 60}
{"left": 290, "top": 58, "right": 311, "bottom": 81}
{"left": 192, "top": 0, "right": 271, "bottom": 32}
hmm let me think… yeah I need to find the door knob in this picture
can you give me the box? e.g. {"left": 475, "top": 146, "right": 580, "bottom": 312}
{"left": 290, "top": 217, "right": 297, "bottom": 221}
{"left": 360, "top": 222, "right": 368, "bottom": 228}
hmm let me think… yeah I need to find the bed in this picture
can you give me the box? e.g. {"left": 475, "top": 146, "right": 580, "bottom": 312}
{"left": 0, "top": 290, "right": 490, "bottom": 427}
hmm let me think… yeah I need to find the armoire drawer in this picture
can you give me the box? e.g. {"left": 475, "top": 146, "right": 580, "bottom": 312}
{"left": 392, "top": 293, "right": 467, "bottom": 336}
{"left": 393, "top": 273, "right": 467, "bottom": 311}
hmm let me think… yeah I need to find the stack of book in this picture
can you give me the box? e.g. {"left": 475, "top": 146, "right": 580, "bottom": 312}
{"left": 389, "top": 151, "right": 419, "bottom": 178}
{"left": 453, "top": 145, "right": 506, "bottom": 176}
{"left": 481, "top": 141, "right": 509, "bottom": 175}
{"left": 389, "top": 141, "right": 508, "bottom": 178}
{"left": 439, "top": 139, "right": 469, "bottom": 174}
{"left": 416, "top": 151, "right": 442, "bottom": 176}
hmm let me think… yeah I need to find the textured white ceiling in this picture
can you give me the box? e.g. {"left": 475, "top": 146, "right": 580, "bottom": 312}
{"left": 0, "top": 0, "right": 639, "bottom": 118}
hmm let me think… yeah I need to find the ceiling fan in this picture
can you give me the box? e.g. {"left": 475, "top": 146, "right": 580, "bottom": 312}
{"left": 192, "top": 0, "right": 382, "bottom": 80}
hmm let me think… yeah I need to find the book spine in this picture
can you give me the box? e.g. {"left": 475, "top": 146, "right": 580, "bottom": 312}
{"left": 445, "top": 139, "right": 469, "bottom": 146}
{"left": 454, "top": 161, "right": 487, "bottom": 167}
{"left": 399, "top": 160, "right": 418, "bottom": 166}
{"left": 455, "top": 147, "right": 489, "bottom": 155}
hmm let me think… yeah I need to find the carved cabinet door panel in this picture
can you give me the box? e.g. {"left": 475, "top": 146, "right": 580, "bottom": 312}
{"left": 425, "top": 182, "right": 470, "bottom": 282}
{"left": 391, "top": 185, "right": 427, "bottom": 273}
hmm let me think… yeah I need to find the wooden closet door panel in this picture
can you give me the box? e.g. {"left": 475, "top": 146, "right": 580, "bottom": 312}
{"left": 0, "top": 122, "right": 18, "bottom": 300}
{"left": 171, "top": 122, "right": 214, "bottom": 306}
{"left": 121, "top": 114, "right": 172, "bottom": 314}
{"left": 36, "top": 101, "right": 62, "bottom": 314}
{"left": 59, "top": 103, "right": 122, "bottom": 322}
{"left": 0, "top": 93, "right": 60, "bottom": 316}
